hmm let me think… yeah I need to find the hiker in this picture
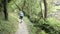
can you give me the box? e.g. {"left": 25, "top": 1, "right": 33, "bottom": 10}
{"left": 19, "top": 11, "right": 24, "bottom": 23}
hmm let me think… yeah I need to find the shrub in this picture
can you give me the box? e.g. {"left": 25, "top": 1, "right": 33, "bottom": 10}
{"left": 37, "top": 17, "right": 60, "bottom": 34}
{"left": 0, "top": 13, "right": 18, "bottom": 34}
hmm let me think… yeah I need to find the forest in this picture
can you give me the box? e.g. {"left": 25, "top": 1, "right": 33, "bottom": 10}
{"left": 0, "top": 0, "right": 60, "bottom": 34}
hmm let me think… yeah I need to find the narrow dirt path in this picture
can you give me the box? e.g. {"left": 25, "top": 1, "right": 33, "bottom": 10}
{"left": 15, "top": 20, "right": 29, "bottom": 34}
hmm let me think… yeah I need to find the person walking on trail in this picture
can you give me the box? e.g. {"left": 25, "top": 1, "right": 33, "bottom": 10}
{"left": 19, "top": 11, "right": 24, "bottom": 23}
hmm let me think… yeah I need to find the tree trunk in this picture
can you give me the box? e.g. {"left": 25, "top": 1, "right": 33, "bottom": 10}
{"left": 43, "top": 0, "right": 47, "bottom": 19}
{"left": 39, "top": 1, "right": 43, "bottom": 18}
{"left": 3, "top": 0, "right": 8, "bottom": 20}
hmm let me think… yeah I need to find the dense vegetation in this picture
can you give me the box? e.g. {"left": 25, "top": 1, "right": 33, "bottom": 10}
{"left": 0, "top": 0, "right": 18, "bottom": 34}
{"left": 0, "top": 0, "right": 60, "bottom": 34}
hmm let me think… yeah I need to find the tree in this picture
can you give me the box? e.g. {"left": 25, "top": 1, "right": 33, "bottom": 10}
{"left": 0, "top": 0, "right": 11, "bottom": 20}
{"left": 3, "top": 0, "right": 8, "bottom": 20}
{"left": 39, "top": 0, "right": 43, "bottom": 18}
{"left": 43, "top": 0, "right": 47, "bottom": 19}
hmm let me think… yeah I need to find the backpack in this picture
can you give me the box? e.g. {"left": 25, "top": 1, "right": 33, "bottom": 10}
{"left": 20, "top": 11, "right": 24, "bottom": 16}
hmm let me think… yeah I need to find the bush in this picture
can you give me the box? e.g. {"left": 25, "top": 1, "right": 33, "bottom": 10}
{"left": 0, "top": 12, "right": 18, "bottom": 34}
{"left": 37, "top": 17, "right": 60, "bottom": 34}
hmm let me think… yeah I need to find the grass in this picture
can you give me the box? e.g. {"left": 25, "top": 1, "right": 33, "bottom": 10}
{"left": 0, "top": 12, "right": 18, "bottom": 34}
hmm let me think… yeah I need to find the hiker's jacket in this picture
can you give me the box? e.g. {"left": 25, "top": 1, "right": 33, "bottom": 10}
{"left": 20, "top": 11, "right": 24, "bottom": 16}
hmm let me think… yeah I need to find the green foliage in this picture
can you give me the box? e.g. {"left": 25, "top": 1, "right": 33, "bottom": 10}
{"left": 23, "top": 0, "right": 40, "bottom": 16}
{"left": 28, "top": 17, "right": 60, "bottom": 34}
{"left": 37, "top": 17, "right": 60, "bottom": 34}
{"left": 0, "top": 10, "right": 18, "bottom": 34}
{"left": 39, "top": 30, "right": 48, "bottom": 34}
{"left": 1, "top": 0, "right": 60, "bottom": 34}
{"left": 0, "top": 0, "right": 19, "bottom": 34}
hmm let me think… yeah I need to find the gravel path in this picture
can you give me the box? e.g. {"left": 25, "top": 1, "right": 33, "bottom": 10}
{"left": 15, "top": 20, "right": 29, "bottom": 34}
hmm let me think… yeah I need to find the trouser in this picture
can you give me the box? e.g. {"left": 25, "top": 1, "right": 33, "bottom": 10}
{"left": 19, "top": 16, "right": 23, "bottom": 19}
{"left": 19, "top": 16, "right": 23, "bottom": 23}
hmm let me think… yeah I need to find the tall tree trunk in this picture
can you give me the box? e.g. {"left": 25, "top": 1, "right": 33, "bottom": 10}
{"left": 39, "top": 1, "right": 43, "bottom": 18}
{"left": 43, "top": 0, "right": 47, "bottom": 19}
{"left": 3, "top": 0, "right": 8, "bottom": 20}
